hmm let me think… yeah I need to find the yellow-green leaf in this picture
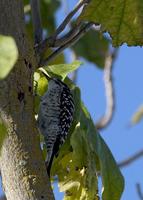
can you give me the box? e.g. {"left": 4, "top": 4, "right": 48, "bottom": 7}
{"left": 0, "top": 35, "right": 18, "bottom": 79}
{"left": 45, "top": 61, "right": 82, "bottom": 79}
{"left": 36, "top": 76, "right": 48, "bottom": 96}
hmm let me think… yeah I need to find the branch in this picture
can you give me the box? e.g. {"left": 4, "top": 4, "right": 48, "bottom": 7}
{"left": 118, "top": 150, "right": 143, "bottom": 168}
{"left": 39, "top": 22, "right": 83, "bottom": 53}
{"left": 96, "top": 48, "right": 118, "bottom": 130}
{"left": 51, "top": 0, "right": 89, "bottom": 40}
{"left": 30, "top": 0, "right": 42, "bottom": 45}
{"left": 36, "top": 0, "right": 91, "bottom": 56}
{"left": 40, "top": 22, "right": 94, "bottom": 66}
{"left": 136, "top": 183, "right": 143, "bottom": 200}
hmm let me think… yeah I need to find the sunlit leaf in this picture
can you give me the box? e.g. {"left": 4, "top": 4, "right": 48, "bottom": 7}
{"left": 79, "top": 0, "right": 143, "bottom": 46}
{"left": 34, "top": 72, "right": 40, "bottom": 82}
{"left": 0, "top": 35, "right": 18, "bottom": 79}
{"left": 45, "top": 61, "right": 82, "bottom": 79}
{"left": 24, "top": 4, "right": 31, "bottom": 13}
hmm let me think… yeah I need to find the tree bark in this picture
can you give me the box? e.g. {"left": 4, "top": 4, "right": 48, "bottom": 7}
{"left": 0, "top": 1, "right": 55, "bottom": 200}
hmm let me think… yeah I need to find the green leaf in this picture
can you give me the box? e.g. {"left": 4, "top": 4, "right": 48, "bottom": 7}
{"left": 79, "top": 105, "right": 124, "bottom": 200}
{"left": 79, "top": 0, "right": 143, "bottom": 46}
{"left": 96, "top": 135, "right": 124, "bottom": 200}
{"left": 73, "top": 30, "right": 109, "bottom": 69}
{"left": 45, "top": 61, "right": 82, "bottom": 79}
{"left": 36, "top": 76, "right": 48, "bottom": 96}
{"left": 34, "top": 71, "right": 49, "bottom": 96}
{"left": 0, "top": 35, "right": 18, "bottom": 79}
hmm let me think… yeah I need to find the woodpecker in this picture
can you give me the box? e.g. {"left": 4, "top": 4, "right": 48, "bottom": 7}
{"left": 37, "top": 78, "right": 74, "bottom": 175}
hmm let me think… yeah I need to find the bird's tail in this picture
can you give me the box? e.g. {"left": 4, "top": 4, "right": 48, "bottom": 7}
{"left": 45, "top": 136, "right": 60, "bottom": 177}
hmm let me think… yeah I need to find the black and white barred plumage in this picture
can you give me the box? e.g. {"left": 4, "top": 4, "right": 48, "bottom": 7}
{"left": 38, "top": 78, "right": 74, "bottom": 175}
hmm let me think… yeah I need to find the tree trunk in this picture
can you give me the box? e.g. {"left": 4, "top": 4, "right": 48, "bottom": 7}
{"left": 0, "top": 1, "right": 55, "bottom": 200}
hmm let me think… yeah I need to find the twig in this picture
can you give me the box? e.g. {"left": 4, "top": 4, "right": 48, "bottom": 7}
{"left": 118, "top": 150, "right": 143, "bottom": 168}
{"left": 96, "top": 48, "right": 118, "bottom": 130}
{"left": 40, "top": 22, "right": 94, "bottom": 66}
{"left": 136, "top": 183, "right": 143, "bottom": 200}
{"left": 51, "top": 0, "right": 89, "bottom": 40}
{"left": 30, "top": 0, "right": 42, "bottom": 45}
